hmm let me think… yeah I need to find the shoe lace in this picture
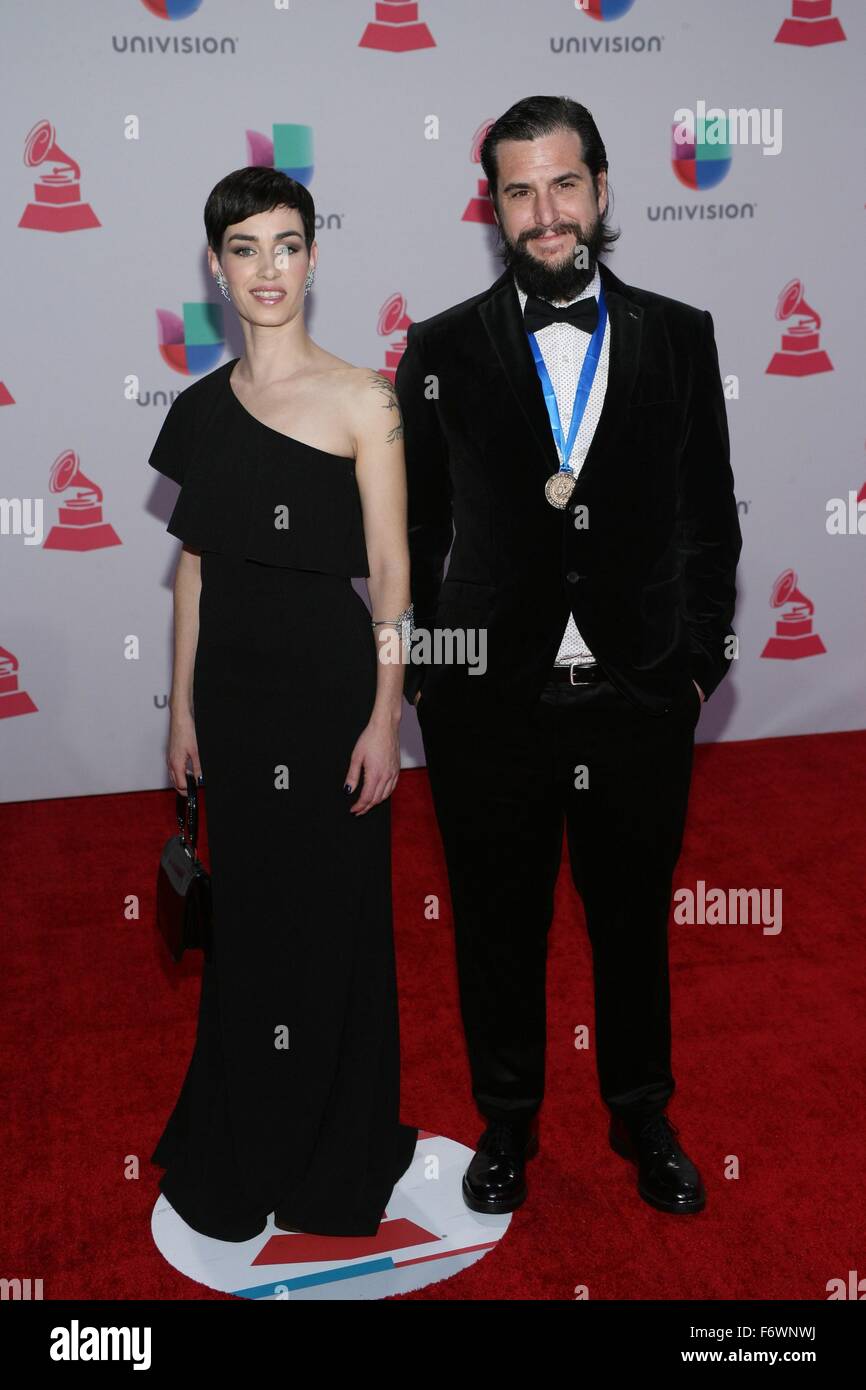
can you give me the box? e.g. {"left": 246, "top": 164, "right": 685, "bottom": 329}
{"left": 484, "top": 1120, "right": 526, "bottom": 1154}
{"left": 638, "top": 1114, "right": 680, "bottom": 1156}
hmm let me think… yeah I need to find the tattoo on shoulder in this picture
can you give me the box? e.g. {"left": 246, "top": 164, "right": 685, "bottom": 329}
{"left": 367, "top": 370, "right": 404, "bottom": 444}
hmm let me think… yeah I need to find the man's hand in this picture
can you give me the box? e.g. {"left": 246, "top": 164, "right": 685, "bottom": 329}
{"left": 413, "top": 690, "right": 422, "bottom": 707}
{"left": 693, "top": 680, "right": 705, "bottom": 704}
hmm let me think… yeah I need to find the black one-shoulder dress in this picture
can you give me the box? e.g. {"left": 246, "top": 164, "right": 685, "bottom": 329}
{"left": 147, "top": 358, "right": 417, "bottom": 1242}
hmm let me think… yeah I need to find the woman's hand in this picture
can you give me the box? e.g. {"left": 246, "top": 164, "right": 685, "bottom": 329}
{"left": 343, "top": 716, "right": 400, "bottom": 815}
{"left": 168, "top": 707, "right": 202, "bottom": 794}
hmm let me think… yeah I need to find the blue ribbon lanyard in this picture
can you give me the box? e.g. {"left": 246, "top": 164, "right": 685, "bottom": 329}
{"left": 526, "top": 283, "right": 607, "bottom": 477}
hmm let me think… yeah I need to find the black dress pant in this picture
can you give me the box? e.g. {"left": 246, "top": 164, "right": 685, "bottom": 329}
{"left": 417, "top": 671, "right": 702, "bottom": 1128}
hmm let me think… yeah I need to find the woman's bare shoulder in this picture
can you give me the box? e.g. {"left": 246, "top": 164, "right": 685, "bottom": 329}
{"left": 345, "top": 364, "right": 400, "bottom": 406}
{"left": 347, "top": 366, "right": 403, "bottom": 445}
{"left": 311, "top": 357, "right": 402, "bottom": 450}
{"left": 314, "top": 355, "right": 392, "bottom": 402}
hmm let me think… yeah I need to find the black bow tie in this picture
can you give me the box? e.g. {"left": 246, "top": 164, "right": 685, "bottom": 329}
{"left": 523, "top": 294, "right": 599, "bottom": 335}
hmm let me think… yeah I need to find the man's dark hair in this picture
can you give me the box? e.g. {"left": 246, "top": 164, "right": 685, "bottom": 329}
{"left": 204, "top": 166, "right": 316, "bottom": 255}
{"left": 480, "top": 95, "right": 620, "bottom": 254}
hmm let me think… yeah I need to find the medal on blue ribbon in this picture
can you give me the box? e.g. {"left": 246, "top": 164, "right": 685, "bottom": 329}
{"left": 526, "top": 283, "right": 608, "bottom": 509}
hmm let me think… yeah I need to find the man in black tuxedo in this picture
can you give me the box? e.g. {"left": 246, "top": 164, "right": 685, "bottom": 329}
{"left": 394, "top": 96, "right": 742, "bottom": 1216}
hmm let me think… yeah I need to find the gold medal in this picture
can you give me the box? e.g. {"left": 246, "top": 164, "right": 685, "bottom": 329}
{"left": 545, "top": 470, "right": 576, "bottom": 510}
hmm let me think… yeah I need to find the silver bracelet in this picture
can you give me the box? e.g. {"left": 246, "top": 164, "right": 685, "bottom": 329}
{"left": 371, "top": 603, "right": 414, "bottom": 659}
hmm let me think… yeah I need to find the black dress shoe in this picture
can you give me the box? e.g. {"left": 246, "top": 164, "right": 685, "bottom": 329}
{"left": 609, "top": 1112, "right": 706, "bottom": 1214}
{"left": 462, "top": 1118, "right": 540, "bottom": 1214}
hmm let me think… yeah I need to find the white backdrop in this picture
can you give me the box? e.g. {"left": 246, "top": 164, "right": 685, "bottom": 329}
{"left": 1, "top": 0, "right": 862, "bottom": 803}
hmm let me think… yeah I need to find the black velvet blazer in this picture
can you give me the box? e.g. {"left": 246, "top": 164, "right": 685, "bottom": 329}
{"left": 394, "top": 259, "right": 743, "bottom": 717}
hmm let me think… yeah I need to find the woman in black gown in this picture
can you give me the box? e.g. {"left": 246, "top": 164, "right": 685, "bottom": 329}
{"left": 148, "top": 167, "right": 418, "bottom": 1242}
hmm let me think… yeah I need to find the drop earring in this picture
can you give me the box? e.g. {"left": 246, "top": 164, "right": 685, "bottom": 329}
{"left": 214, "top": 267, "right": 231, "bottom": 302}
{"left": 304, "top": 267, "right": 315, "bottom": 296}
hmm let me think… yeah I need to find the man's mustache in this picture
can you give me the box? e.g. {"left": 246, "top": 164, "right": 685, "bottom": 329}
{"left": 519, "top": 223, "right": 584, "bottom": 245}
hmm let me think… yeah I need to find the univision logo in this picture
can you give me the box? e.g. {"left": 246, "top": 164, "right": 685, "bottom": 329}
{"left": 113, "top": 0, "right": 237, "bottom": 55}
{"left": 578, "top": 0, "right": 638, "bottom": 17}
{"left": 248, "top": 124, "right": 313, "bottom": 186}
{"left": 551, "top": 0, "right": 660, "bottom": 55}
{"left": 140, "top": 0, "right": 203, "bottom": 18}
{"left": 156, "top": 303, "right": 224, "bottom": 375}
{"left": 648, "top": 115, "right": 755, "bottom": 222}
{"left": 672, "top": 114, "right": 732, "bottom": 190}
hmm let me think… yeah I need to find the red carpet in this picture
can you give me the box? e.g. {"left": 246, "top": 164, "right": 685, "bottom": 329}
{"left": 2, "top": 731, "right": 862, "bottom": 1300}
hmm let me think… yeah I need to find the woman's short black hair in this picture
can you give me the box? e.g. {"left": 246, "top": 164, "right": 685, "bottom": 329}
{"left": 480, "top": 95, "right": 618, "bottom": 253}
{"left": 204, "top": 166, "right": 316, "bottom": 255}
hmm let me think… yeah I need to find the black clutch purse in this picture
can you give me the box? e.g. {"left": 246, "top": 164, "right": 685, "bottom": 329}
{"left": 156, "top": 771, "right": 213, "bottom": 962}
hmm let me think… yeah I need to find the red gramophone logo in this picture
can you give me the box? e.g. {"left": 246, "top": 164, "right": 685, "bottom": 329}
{"left": 42, "top": 450, "right": 121, "bottom": 551}
{"left": 766, "top": 279, "right": 833, "bottom": 377}
{"left": 0, "top": 382, "right": 14, "bottom": 405}
{"left": 462, "top": 121, "right": 496, "bottom": 225}
{"left": 18, "top": 120, "right": 100, "bottom": 232}
{"left": 0, "top": 647, "right": 38, "bottom": 719}
{"left": 761, "top": 569, "right": 826, "bottom": 659}
{"left": 775, "top": 0, "right": 846, "bottom": 46}
{"left": 376, "top": 294, "right": 413, "bottom": 382}
{"left": 359, "top": 0, "right": 435, "bottom": 51}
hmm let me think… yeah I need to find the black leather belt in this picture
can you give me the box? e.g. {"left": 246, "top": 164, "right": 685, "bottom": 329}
{"left": 549, "top": 661, "right": 605, "bottom": 684}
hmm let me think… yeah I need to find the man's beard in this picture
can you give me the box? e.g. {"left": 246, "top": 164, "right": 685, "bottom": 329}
{"left": 499, "top": 215, "right": 604, "bottom": 303}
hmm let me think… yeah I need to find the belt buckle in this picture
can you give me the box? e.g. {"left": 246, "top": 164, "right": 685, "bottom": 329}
{"left": 569, "top": 660, "right": 581, "bottom": 686}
